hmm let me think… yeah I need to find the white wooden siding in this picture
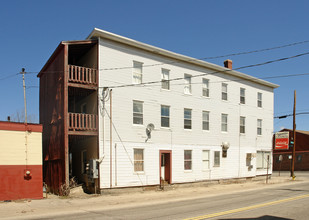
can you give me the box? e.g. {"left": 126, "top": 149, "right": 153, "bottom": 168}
{"left": 97, "top": 38, "right": 274, "bottom": 188}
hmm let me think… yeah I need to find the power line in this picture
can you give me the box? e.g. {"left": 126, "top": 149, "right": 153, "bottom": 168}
{"left": 0, "top": 73, "right": 19, "bottom": 81}
{"left": 7, "top": 39, "right": 309, "bottom": 76}
{"left": 274, "top": 112, "right": 309, "bottom": 119}
{"left": 106, "top": 51, "right": 309, "bottom": 89}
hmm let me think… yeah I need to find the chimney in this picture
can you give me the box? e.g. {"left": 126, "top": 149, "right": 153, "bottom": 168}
{"left": 224, "top": 59, "right": 232, "bottom": 69}
{"left": 7, "top": 116, "right": 11, "bottom": 122}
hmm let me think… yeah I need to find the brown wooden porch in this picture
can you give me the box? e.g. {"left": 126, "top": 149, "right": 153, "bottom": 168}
{"left": 68, "top": 113, "right": 98, "bottom": 135}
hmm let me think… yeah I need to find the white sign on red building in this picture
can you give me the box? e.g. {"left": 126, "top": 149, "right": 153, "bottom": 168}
{"left": 275, "top": 131, "right": 289, "bottom": 150}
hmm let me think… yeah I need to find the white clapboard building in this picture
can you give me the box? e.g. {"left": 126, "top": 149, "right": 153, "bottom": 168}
{"left": 39, "top": 28, "right": 279, "bottom": 193}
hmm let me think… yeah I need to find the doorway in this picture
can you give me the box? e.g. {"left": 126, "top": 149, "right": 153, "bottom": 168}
{"left": 159, "top": 150, "right": 172, "bottom": 184}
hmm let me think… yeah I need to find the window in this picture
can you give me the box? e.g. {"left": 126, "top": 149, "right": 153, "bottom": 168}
{"left": 184, "top": 108, "right": 192, "bottom": 129}
{"left": 222, "top": 83, "right": 228, "bottom": 101}
{"left": 161, "top": 68, "right": 170, "bottom": 90}
{"left": 214, "top": 151, "right": 220, "bottom": 167}
{"left": 202, "top": 111, "right": 209, "bottom": 131}
{"left": 133, "top": 61, "right": 143, "bottom": 84}
{"left": 256, "top": 151, "right": 271, "bottom": 169}
{"left": 184, "top": 74, "right": 192, "bottom": 94}
{"left": 257, "top": 92, "right": 262, "bottom": 107}
{"left": 161, "top": 105, "right": 170, "bottom": 128}
{"left": 240, "top": 88, "right": 245, "bottom": 104}
{"left": 257, "top": 119, "right": 262, "bottom": 135}
{"left": 240, "top": 116, "right": 246, "bottom": 134}
{"left": 202, "top": 78, "right": 209, "bottom": 97}
{"left": 134, "top": 149, "right": 144, "bottom": 172}
{"left": 202, "top": 150, "right": 210, "bottom": 170}
{"left": 184, "top": 150, "right": 192, "bottom": 170}
{"left": 133, "top": 101, "right": 143, "bottom": 125}
{"left": 221, "top": 113, "right": 228, "bottom": 132}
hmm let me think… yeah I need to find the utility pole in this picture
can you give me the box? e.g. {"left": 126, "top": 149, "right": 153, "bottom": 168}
{"left": 20, "top": 68, "right": 28, "bottom": 169}
{"left": 291, "top": 90, "right": 296, "bottom": 180}
{"left": 21, "top": 68, "right": 27, "bottom": 124}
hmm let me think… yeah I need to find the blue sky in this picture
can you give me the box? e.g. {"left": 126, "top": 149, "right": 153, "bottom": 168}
{"left": 0, "top": 0, "right": 308, "bottom": 132}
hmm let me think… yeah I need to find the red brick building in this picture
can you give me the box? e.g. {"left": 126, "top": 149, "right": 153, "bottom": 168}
{"left": 273, "top": 129, "right": 309, "bottom": 171}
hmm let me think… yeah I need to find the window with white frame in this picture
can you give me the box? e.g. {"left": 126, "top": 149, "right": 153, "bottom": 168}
{"left": 257, "top": 119, "right": 262, "bottom": 135}
{"left": 184, "top": 74, "right": 192, "bottom": 94}
{"left": 214, "top": 151, "right": 220, "bottom": 167}
{"left": 221, "top": 113, "right": 228, "bottom": 132}
{"left": 257, "top": 92, "right": 262, "bottom": 107}
{"left": 161, "top": 68, "right": 170, "bottom": 90}
{"left": 134, "top": 148, "right": 144, "bottom": 172}
{"left": 256, "top": 151, "right": 271, "bottom": 169}
{"left": 240, "top": 116, "right": 246, "bottom": 134}
{"left": 222, "top": 83, "right": 228, "bottom": 101}
{"left": 240, "top": 88, "right": 246, "bottom": 104}
{"left": 133, "top": 100, "right": 143, "bottom": 125}
{"left": 202, "top": 78, "right": 209, "bottom": 97}
{"left": 202, "top": 150, "right": 210, "bottom": 170}
{"left": 133, "top": 61, "right": 143, "bottom": 84}
{"left": 202, "top": 111, "right": 209, "bottom": 131}
{"left": 184, "top": 150, "right": 192, "bottom": 170}
{"left": 184, "top": 108, "right": 192, "bottom": 129}
{"left": 161, "top": 105, "right": 170, "bottom": 128}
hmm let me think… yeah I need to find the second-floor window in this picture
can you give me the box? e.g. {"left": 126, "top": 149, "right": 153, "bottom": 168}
{"left": 133, "top": 100, "right": 143, "bottom": 125}
{"left": 202, "top": 111, "right": 209, "bottom": 131}
{"left": 240, "top": 88, "right": 246, "bottom": 104}
{"left": 202, "top": 78, "right": 209, "bottom": 97}
{"left": 161, "top": 68, "right": 170, "bottom": 90}
{"left": 184, "top": 74, "right": 192, "bottom": 94}
{"left": 221, "top": 113, "right": 228, "bottom": 132}
{"left": 161, "top": 105, "right": 170, "bottom": 128}
{"left": 257, "top": 119, "right": 262, "bottom": 135}
{"left": 133, "top": 61, "right": 143, "bottom": 84}
{"left": 222, "top": 83, "right": 228, "bottom": 101}
{"left": 240, "top": 116, "right": 246, "bottom": 134}
{"left": 257, "top": 92, "right": 262, "bottom": 107}
{"left": 184, "top": 108, "right": 192, "bottom": 129}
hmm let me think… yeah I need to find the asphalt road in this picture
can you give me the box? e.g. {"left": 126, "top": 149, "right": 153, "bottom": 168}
{"left": 37, "top": 180, "right": 309, "bottom": 220}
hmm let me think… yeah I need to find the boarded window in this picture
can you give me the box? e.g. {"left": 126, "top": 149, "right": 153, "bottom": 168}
{"left": 202, "top": 150, "right": 210, "bottom": 170}
{"left": 134, "top": 149, "right": 144, "bottom": 172}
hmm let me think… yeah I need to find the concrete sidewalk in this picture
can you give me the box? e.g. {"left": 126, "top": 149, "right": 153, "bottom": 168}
{"left": 1, "top": 171, "right": 308, "bottom": 220}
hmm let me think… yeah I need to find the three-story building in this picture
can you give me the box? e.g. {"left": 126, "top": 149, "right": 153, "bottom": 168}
{"left": 39, "top": 28, "right": 278, "bottom": 193}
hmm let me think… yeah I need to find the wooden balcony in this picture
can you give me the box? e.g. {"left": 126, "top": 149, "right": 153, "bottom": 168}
{"left": 68, "top": 65, "right": 97, "bottom": 87}
{"left": 68, "top": 113, "right": 98, "bottom": 135}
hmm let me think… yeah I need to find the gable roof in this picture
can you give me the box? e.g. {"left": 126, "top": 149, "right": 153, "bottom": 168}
{"left": 87, "top": 28, "right": 279, "bottom": 89}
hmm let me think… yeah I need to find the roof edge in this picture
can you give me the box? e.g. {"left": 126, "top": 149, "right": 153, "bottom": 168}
{"left": 87, "top": 28, "right": 279, "bottom": 89}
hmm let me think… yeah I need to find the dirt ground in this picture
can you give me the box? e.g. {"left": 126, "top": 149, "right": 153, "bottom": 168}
{"left": 1, "top": 172, "right": 308, "bottom": 220}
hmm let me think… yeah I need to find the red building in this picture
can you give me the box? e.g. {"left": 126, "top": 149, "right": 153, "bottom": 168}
{"left": 0, "top": 121, "right": 43, "bottom": 201}
{"left": 273, "top": 129, "right": 309, "bottom": 171}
